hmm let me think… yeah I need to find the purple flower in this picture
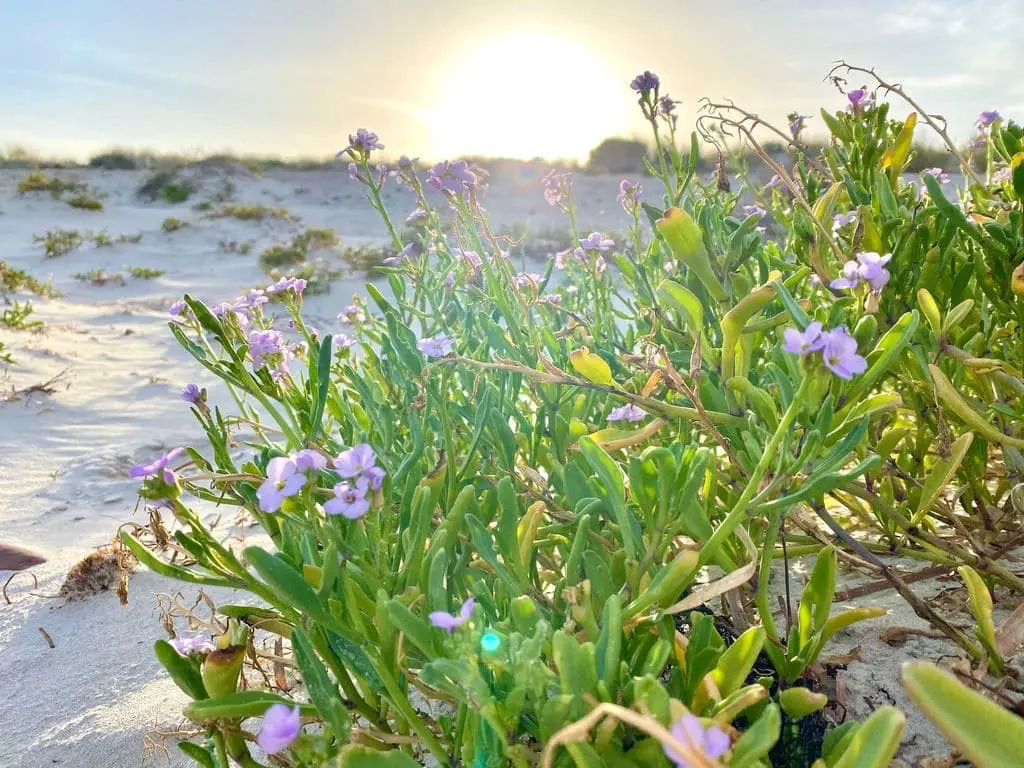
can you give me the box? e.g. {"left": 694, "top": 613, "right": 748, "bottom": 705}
{"left": 782, "top": 321, "right": 827, "bottom": 356}
{"left": 265, "top": 276, "right": 305, "bottom": 295}
{"left": 292, "top": 449, "right": 327, "bottom": 472}
{"left": 405, "top": 208, "right": 427, "bottom": 226}
{"left": 256, "top": 457, "right": 307, "bottom": 512}
{"left": 856, "top": 251, "right": 892, "bottom": 291}
{"left": 618, "top": 180, "right": 642, "bottom": 213}
{"left": 554, "top": 248, "right": 573, "bottom": 269}
{"left": 362, "top": 465, "right": 385, "bottom": 491}
{"left": 542, "top": 169, "right": 573, "bottom": 209}
{"left": 429, "top": 597, "right": 475, "bottom": 632}
{"left": 742, "top": 204, "right": 766, "bottom": 220}
{"left": 821, "top": 326, "right": 867, "bottom": 379}
{"left": 257, "top": 703, "right": 301, "bottom": 755}
{"left": 832, "top": 211, "right": 857, "bottom": 231}
{"left": 339, "top": 304, "right": 366, "bottom": 325}
{"left": 578, "top": 232, "right": 615, "bottom": 253}
{"left": 457, "top": 249, "right": 482, "bottom": 269}
{"left": 129, "top": 447, "right": 185, "bottom": 483}
{"left": 170, "top": 635, "right": 216, "bottom": 656}
{"left": 922, "top": 167, "right": 951, "bottom": 185}
{"left": 334, "top": 334, "right": 355, "bottom": 349}
{"left": 993, "top": 166, "right": 1012, "bottom": 183}
{"left": 347, "top": 163, "right": 363, "bottom": 183}
{"left": 348, "top": 128, "right": 384, "bottom": 153}
{"left": 630, "top": 70, "right": 660, "bottom": 94}
{"left": 428, "top": 160, "right": 477, "bottom": 196}
{"left": 248, "top": 329, "right": 285, "bottom": 370}
{"left": 608, "top": 404, "right": 646, "bottom": 423}
{"left": 545, "top": 293, "right": 562, "bottom": 304}
{"left": 765, "top": 174, "right": 782, "bottom": 190}
{"left": 977, "top": 110, "right": 1002, "bottom": 128}
{"left": 181, "top": 384, "right": 202, "bottom": 405}
{"left": 417, "top": 334, "right": 454, "bottom": 358}
{"left": 830, "top": 260, "right": 862, "bottom": 290}
{"left": 847, "top": 88, "right": 869, "bottom": 109}
{"left": 513, "top": 272, "right": 542, "bottom": 290}
{"left": 333, "top": 444, "right": 378, "bottom": 479}
{"left": 323, "top": 476, "right": 370, "bottom": 519}
{"left": 169, "top": 299, "right": 186, "bottom": 317}
{"left": 664, "top": 714, "right": 730, "bottom": 768}
{"left": 788, "top": 112, "right": 810, "bottom": 138}
{"left": 659, "top": 95, "right": 679, "bottom": 116}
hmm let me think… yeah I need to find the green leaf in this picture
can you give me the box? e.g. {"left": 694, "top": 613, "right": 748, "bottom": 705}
{"left": 730, "top": 703, "right": 781, "bottom": 767}
{"left": 656, "top": 279, "right": 704, "bottom": 339}
{"left": 337, "top": 745, "right": 424, "bottom": 767}
{"left": 798, "top": 549, "right": 835, "bottom": 645}
{"left": 307, "top": 333, "right": 333, "bottom": 440}
{"left": 912, "top": 432, "right": 974, "bottom": 525}
{"left": 292, "top": 629, "right": 351, "bottom": 740}
{"left": 184, "top": 691, "right": 311, "bottom": 721}
{"left": 326, "top": 632, "right": 385, "bottom": 692}
{"left": 154, "top": 639, "right": 207, "bottom": 700}
{"left": 121, "top": 531, "right": 236, "bottom": 587}
{"left": 771, "top": 278, "right": 811, "bottom": 329}
{"left": 386, "top": 599, "right": 437, "bottom": 658}
{"left": 902, "top": 661, "right": 1024, "bottom": 767}
{"left": 779, "top": 687, "right": 828, "bottom": 720}
{"left": 710, "top": 626, "right": 766, "bottom": 700}
{"left": 579, "top": 437, "right": 641, "bottom": 559}
{"left": 177, "top": 741, "right": 216, "bottom": 768}
{"left": 958, "top": 566, "right": 998, "bottom": 658}
{"left": 244, "top": 547, "right": 337, "bottom": 632}
{"left": 595, "top": 594, "right": 623, "bottom": 692}
{"left": 831, "top": 706, "right": 905, "bottom": 768}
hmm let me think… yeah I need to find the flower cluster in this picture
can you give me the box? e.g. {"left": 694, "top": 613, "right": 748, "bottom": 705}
{"left": 977, "top": 110, "right": 1001, "bottom": 129}
{"left": 783, "top": 322, "right": 867, "bottom": 379}
{"left": 428, "top": 160, "right": 477, "bottom": 197}
{"left": 248, "top": 329, "right": 286, "bottom": 371}
{"left": 608, "top": 404, "right": 646, "bottom": 423}
{"left": 832, "top": 211, "right": 857, "bottom": 232}
{"left": 630, "top": 70, "right": 660, "bottom": 94}
{"left": 170, "top": 634, "right": 216, "bottom": 656}
{"left": 324, "top": 444, "right": 384, "bottom": 519}
{"left": 830, "top": 251, "right": 891, "bottom": 293}
{"left": 542, "top": 169, "right": 573, "bottom": 210}
{"left": 922, "top": 167, "right": 951, "bottom": 185}
{"left": 346, "top": 128, "right": 384, "bottom": 154}
{"left": 618, "top": 179, "right": 642, "bottom": 214}
{"left": 417, "top": 334, "right": 454, "bottom": 358}
{"left": 788, "top": 111, "right": 810, "bottom": 139}
{"left": 847, "top": 88, "right": 870, "bottom": 110}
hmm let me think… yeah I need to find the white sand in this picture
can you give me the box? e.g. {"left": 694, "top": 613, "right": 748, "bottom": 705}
{"left": 0, "top": 166, "right": 970, "bottom": 766}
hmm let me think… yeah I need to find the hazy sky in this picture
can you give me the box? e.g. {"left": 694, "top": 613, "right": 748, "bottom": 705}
{"left": 2, "top": 0, "right": 1022, "bottom": 162}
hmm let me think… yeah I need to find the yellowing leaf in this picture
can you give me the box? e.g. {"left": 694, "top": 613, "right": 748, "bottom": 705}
{"left": 882, "top": 112, "right": 917, "bottom": 169}
{"left": 569, "top": 347, "right": 615, "bottom": 386}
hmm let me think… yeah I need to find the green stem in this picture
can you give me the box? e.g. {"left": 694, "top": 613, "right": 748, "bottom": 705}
{"left": 699, "top": 377, "right": 811, "bottom": 567}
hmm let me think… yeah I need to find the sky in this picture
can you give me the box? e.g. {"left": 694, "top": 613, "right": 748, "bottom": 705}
{"left": 2, "top": 0, "right": 1022, "bottom": 163}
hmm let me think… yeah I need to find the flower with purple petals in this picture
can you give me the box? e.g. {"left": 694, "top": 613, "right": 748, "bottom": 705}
{"left": 993, "top": 166, "right": 1012, "bottom": 183}
{"left": 742, "top": 204, "right": 766, "bottom": 220}
{"left": 545, "top": 293, "right": 562, "bottom": 304}
{"left": 855, "top": 251, "right": 892, "bottom": 291}
{"left": 847, "top": 88, "right": 869, "bottom": 109}
{"left": 256, "top": 456, "right": 307, "bottom": 512}
{"left": 257, "top": 703, "right": 301, "bottom": 755}
{"left": 334, "top": 334, "right": 355, "bottom": 350}
{"left": 333, "top": 444, "right": 378, "bottom": 479}
{"left": 428, "top": 160, "right": 477, "bottom": 196}
{"left": 339, "top": 304, "right": 365, "bottom": 325}
{"left": 292, "top": 449, "right": 327, "bottom": 473}
{"left": 429, "top": 597, "right": 475, "bottom": 632}
{"left": 169, "top": 299, "right": 187, "bottom": 317}
{"left": 659, "top": 95, "right": 679, "bottom": 116}
{"left": 832, "top": 211, "right": 857, "bottom": 232}
{"left": 630, "top": 70, "right": 660, "bottom": 94}
{"left": 458, "top": 249, "right": 482, "bottom": 269}
{"left": 362, "top": 465, "right": 385, "bottom": 491}
{"left": 608, "top": 404, "right": 646, "bottom": 423}
{"left": 618, "top": 179, "right": 642, "bottom": 213}
{"left": 977, "top": 110, "right": 1002, "bottom": 128}
{"left": 513, "top": 272, "right": 542, "bottom": 290}
{"left": 170, "top": 635, "right": 216, "bottom": 656}
{"left": 922, "top": 167, "right": 951, "bottom": 185}
{"left": 788, "top": 112, "right": 810, "bottom": 139}
{"left": 578, "top": 232, "right": 615, "bottom": 253}
{"left": 664, "top": 714, "right": 730, "bottom": 768}
{"left": 347, "top": 162, "right": 363, "bottom": 183}
{"left": 129, "top": 447, "right": 185, "bottom": 483}
{"left": 348, "top": 128, "right": 384, "bottom": 153}
{"left": 181, "top": 384, "right": 202, "bottom": 406}
{"left": 542, "top": 169, "right": 573, "bottom": 210}
{"left": 323, "top": 476, "right": 370, "bottom": 519}
{"left": 405, "top": 208, "right": 428, "bottom": 226}
{"left": 782, "top": 321, "right": 827, "bottom": 356}
{"left": 417, "top": 334, "right": 454, "bottom": 358}
{"left": 822, "top": 326, "right": 867, "bottom": 380}
{"left": 830, "top": 260, "right": 862, "bottom": 290}
{"left": 248, "top": 329, "right": 285, "bottom": 370}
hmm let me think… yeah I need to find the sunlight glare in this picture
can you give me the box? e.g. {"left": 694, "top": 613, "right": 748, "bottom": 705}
{"left": 429, "top": 33, "right": 632, "bottom": 162}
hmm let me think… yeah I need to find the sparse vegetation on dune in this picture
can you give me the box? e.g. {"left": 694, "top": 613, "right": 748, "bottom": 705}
{"left": 33, "top": 228, "right": 85, "bottom": 258}
{"left": 210, "top": 202, "right": 295, "bottom": 222}
{"left": 160, "top": 216, "right": 189, "bottom": 233}
{"left": 0, "top": 262, "right": 57, "bottom": 365}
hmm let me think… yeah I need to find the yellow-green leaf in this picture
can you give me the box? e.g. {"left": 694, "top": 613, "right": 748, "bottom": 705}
{"left": 569, "top": 347, "right": 615, "bottom": 386}
{"left": 882, "top": 112, "right": 917, "bottom": 169}
{"left": 911, "top": 432, "right": 973, "bottom": 525}
{"left": 958, "top": 566, "right": 998, "bottom": 658}
{"left": 655, "top": 207, "right": 726, "bottom": 301}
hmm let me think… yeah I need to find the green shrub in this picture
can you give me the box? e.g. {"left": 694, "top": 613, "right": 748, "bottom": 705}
{"left": 33, "top": 229, "right": 85, "bottom": 258}
{"left": 73, "top": 269, "right": 125, "bottom": 286}
{"left": 161, "top": 217, "right": 189, "bottom": 233}
{"left": 138, "top": 168, "right": 195, "bottom": 203}
{"left": 88, "top": 150, "right": 140, "bottom": 170}
{"left": 66, "top": 192, "right": 104, "bottom": 211}
{"left": 126, "top": 266, "right": 165, "bottom": 279}
{"left": 17, "top": 172, "right": 84, "bottom": 198}
{"left": 212, "top": 203, "right": 294, "bottom": 221}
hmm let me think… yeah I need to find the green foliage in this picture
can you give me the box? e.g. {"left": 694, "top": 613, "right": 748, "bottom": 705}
{"left": 138, "top": 168, "right": 195, "bottom": 203}
{"left": 17, "top": 171, "right": 84, "bottom": 197}
{"left": 33, "top": 228, "right": 85, "bottom": 258}
{"left": 127, "top": 266, "right": 165, "bottom": 279}
{"left": 66, "top": 191, "right": 104, "bottom": 210}
{"left": 212, "top": 203, "right": 294, "bottom": 221}
{"left": 162, "top": 217, "right": 189, "bottom": 233}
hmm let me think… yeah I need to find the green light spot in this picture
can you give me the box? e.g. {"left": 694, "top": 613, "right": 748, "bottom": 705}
{"left": 480, "top": 631, "right": 500, "bottom": 653}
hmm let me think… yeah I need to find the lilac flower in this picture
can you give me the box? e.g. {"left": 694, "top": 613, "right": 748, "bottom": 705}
{"left": 742, "top": 204, "right": 766, "bottom": 220}
{"left": 256, "top": 457, "right": 307, "bottom": 512}
{"left": 292, "top": 449, "right": 327, "bottom": 472}
{"left": 630, "top": 70, "right": 660, "bottom": 94}
{"left": 347, "top": 163, "right": 363, "bottom": 183}
{"left": 856, "top": 251, "right": 892, "bottom": 291}
{"left": 235, "top": 288, "right": 268, "bottom": 311}
{"left": 257, "top": 704, "right": 301, "bottom": 755}
{"left": 362, "top": 465, "right": 385, "bottom": 491}
{"left": 578, "top": 232, "right": 615, "bottom": 253}
{"left": 830, "top": 260, "right": 862, "bottom": 290}
{"left": 429, "top": 597, "right": 475, "bottom": 632}
{"left": 405, "top": 208, "right": 427, "bottom": 226}
{"left": 323, "top": 476, "right": 370, "bottom": 519}
{"left": 595, "top": 255, "right": 608, "bottom": 274}
{"left": 417, "top": 334, "right": 455, "bottom": 358}
{"left": 513, "top": 272, "right": 542, "bottom": 290}
{"left": 181, "top": 384, "right": 202, "bottom": 405}
{"left": 664, "top": 714, "right": 730, "bottom": 768}
{"left": 458, "top": 249, "right": 482, "bottom": 269}
{"left": 832, "top": 211, "right": 857, "bottom": 231}
{"left": 334, "top": 334, "right": 355, "bottom": 349}
{"left": 129, "top": 447, "right": 185, "bottom": 483}
{"left": 922, "top": 167, "right": 951, "bottom": 185}
{"left": 348, "top": 128, "right": 384, "bottom": 153}
{"left": 788, "top": 112, "right": 810, "bottom": 138}
{"left": 659, "top": 95, "right": 679, "bottom": 116}
{"left": 821, "top": 326, "right": 867, "bottom": 380}
{"left": 545, "top": 293, "right": 562, "bottom": 304}
{"left": 444, "top": 271, "right": 456, "bottom": 289}
{"left": 993, "top": 166, "right": 1012, "bottom": 183}
{"left": 428, "top": 160, "right": 477, "bottom": 195}
{"left": 169, "top": 300, "right": 186, "bottom": 317}
{"left": 554, "top": 248, "right": 573, "bottom": 269}
{"left": 608, "top": 404, "right": 646, "bottom": 423}
{"left": 170, "top": 635, "right": 216, "bottom": 656}
{"left": 333, "top": 444, "right": 378, "bottom": 479}
{"left": 977, "top": 110, "right": 1002, "bottom": 128}
{"left": 339, "top": 304, "right": 365, "bottom": 325}
{"left": 265, "top": 276, "right": 305, "bottom": 295}
{"left": 782, "top": 321, "right": 826, "bottom": 356}
{"left": 248, "top": 330, "right": 285, "bottom": 370}
{"left": 542, "top": 170, "right": 573, "bottom": 209}
{"left": 847, "top": 88, "right": 869, "bottom": 109}
{"left": 618, "top": 179, "right": 642, "bottom": 213}
{"left": 765, "top": 174, "right": 782, "bottom": 190}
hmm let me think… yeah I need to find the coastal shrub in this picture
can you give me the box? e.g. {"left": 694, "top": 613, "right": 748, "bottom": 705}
{"left": 213, "top": 203, "right": 295, "bottom": 222}
{"left": 162, "top": 217, "right": 189, "bottom": 233}
{"left": 88, "top": 150, "right": 141, "bottom": 170}
{"left": 128, "top": 70, "right": 1023, "bottom": 767}
{"left": 34, "top": 228, "right": 85, "bottom": 258}
{"left": 138, "top": 168, "right": 196, "bottom": 203}
{"left": 0, "top": 262, "right": 57, "bottom": 365}
{"left": 66, "top": 191, "right": 104, "bottom": 211}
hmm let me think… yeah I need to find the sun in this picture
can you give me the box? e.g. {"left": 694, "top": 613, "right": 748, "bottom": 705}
{"left": 428, "top": 32, "right": 632, "bottom": 162}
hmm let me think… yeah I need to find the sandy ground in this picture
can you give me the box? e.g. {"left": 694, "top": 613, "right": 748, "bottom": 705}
{"left": 0, "top": 166, "right": 994, "bottom": 766}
